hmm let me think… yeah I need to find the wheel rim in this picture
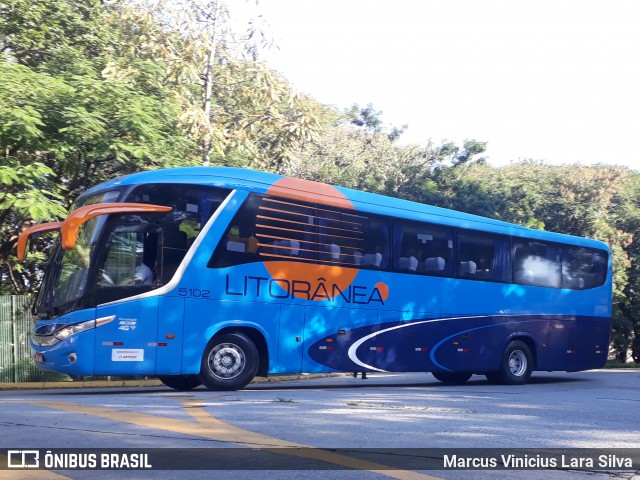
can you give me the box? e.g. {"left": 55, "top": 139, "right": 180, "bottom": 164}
{"left": 208, "top": 343, "right": 246, "bottom": 380}
{"left": 508, "top": 349, "right": 527, "bottom": 377}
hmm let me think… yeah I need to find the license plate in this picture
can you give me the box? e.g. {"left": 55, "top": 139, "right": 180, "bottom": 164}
{"left": 34, "top": 353, "right": 44, "bottom": 363}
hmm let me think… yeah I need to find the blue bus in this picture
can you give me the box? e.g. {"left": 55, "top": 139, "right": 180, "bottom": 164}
{"left": 19, "top": 167, "right": 612, "bottom": 390}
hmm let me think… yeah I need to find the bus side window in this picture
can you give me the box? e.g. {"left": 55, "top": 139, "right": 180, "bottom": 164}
{"left": 160, "top": 228, "right": 188, "bottom": 284}
{"left": 562, "top": 246, "right": 608, "bottom": 290}
{"left": 208, "top": 195, "right": 262, "bottom": 268}
{"left": 99, "top": 229, "right": 158, "bottom": 288}
{"left": 513, "top": 240, "right": 561, "bottom": 288}
{"left": 393, "top": 220, "right": 454, "bottom": 277}
{"left": 457, "top": 231, "right": 511, "bottom": 283}
{"left": 256, "top": 196, "right": 316, "bottom": 262}
{"left": 210, "top": 194, "right": 314, "bottom": 268}
{"left": 316, "top": 208, "right": 369, "bottom": 267}
{"left": 361, "top": 218, "right": 390, "bottom": 269}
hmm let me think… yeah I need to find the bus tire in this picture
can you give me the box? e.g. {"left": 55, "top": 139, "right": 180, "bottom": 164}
{"left": 432, "top": 372, "right": 472, "bottom": 384}
{"left": 493, "top": 340, "right": 533, "bottom": 385}
{"left": 158, "top": 375, "right": 201, "bottom": 391}
{"left": 199, "top": 333, "right": 259, "bottom": 391}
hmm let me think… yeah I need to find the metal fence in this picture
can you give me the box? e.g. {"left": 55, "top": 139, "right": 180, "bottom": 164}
{"left": 0, "top": 295, "right": 41, "bottom": 382}
{"left": 0, "top": 295, "right": 72, "bottom": 382}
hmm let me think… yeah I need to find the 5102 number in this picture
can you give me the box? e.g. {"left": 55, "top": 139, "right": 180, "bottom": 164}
{"left": 178, "top": 288, "right": 210, "bottom": 298}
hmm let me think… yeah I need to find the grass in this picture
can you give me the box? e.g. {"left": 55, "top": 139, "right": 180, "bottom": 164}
{"left": 604, "top": 362, "right": 639, "bottom": 369}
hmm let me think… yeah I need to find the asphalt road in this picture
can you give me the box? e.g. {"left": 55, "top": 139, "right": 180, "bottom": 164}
{"left": 1, "top": 370, "right": 639, "bottom": 480}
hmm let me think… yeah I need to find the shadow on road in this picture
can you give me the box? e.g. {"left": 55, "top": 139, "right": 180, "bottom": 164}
{"left": 245, "top": 374, "right": 588, "bottom": 391}
{"left": 32, "top": 372, "right": 592, "bottom": 396}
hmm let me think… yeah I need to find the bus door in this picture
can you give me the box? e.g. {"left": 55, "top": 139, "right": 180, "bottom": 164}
{"left": 92, "top": 226, "right": 162, "bottom": 375}
{"left": 575, "top": 316, "right": 609, "bottom": 370}
{"left": 277, "top": 304, "right": 305, "bottom": 373}
{"left": 547, "top": 317, "right": 578, "bottom": 371}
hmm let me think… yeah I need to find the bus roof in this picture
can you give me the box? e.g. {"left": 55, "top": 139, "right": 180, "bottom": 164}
{"left": 81, "top": 166, "right": 609, "bottom": 251}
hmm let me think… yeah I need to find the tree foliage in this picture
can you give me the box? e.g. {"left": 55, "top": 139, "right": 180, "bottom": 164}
{"left": 117, "top": 0, "right": 334, "bottom": 169}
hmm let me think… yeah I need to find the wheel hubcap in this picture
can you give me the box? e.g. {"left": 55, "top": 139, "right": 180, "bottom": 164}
{"left": 208, "top": 343, "right": 246, "bottom": 379}
{"left": 508, "top": 350, "right": 527, "bottom": 377}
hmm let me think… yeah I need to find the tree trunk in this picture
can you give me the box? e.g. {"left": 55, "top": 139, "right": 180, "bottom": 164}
{"left": 201, "top": 2, "right": 221, "bottom": 166}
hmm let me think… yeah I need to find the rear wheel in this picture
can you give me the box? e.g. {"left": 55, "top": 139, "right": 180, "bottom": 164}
{"left": 199, "top": 333, "right": 259, "bottom": 391}
{"left": 432, "top": 372, "right": 472, "bottom": 384}
{"left": 158, "top": 375, "right": 201, "bottom": 391}
{"left": 487, "top": 340, "right": 533, "bottom": 385}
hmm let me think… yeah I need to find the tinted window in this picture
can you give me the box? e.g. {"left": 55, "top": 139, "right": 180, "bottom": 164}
{"left": 256, "top": 196, "right": 318, "bottom": 263}
{"left": 393, "top": 220, "right": 454, "bottom": 276}
{"left": 126, "top": 184, "right": 230, "bottom": 283}
{"left": 127, "top": 184, "right": 228, "bottom": 235}
{"left": 458, "top": 231, "right": 511, "bottom": 282}
{"left": 213, "top": 194, "right": 318, "bottom": 266}
{"left": 316, "top": 206, "right": 371, "bottom": 267}
{"left": 562, "top": 246, "right": 608, "bottom": 290}
{"left": 209, "top": 194, "right": 390, "bottom": 269}
{"left": 100, "top": 230, "right": 155, "bottom": 288}
{"left": 358, "top": 217, "right": 390, "bottom": 269}
{"left": 513, "top": 240, "right": 561, "bottom": 288}
{"left": 210, "top": 194, "right": 264, "bottom": 268}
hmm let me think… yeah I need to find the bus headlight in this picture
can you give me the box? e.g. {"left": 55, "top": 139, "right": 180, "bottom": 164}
{"left": 32, "top": 316, "right": 114, "bottom": 347}
{"left": 53, "top": 320, "right": 96, "bottom": 341}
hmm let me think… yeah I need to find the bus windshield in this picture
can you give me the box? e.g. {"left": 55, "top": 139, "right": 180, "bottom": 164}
{"left": 34, "top": 190, "right": 122, "bottom": 318}
{"left": 34, "top": 184, "right": 230, "bottom": 318}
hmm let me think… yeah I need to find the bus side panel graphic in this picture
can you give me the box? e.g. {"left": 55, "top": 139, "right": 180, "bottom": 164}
{"left": 307, "top": 315, "right": 610, "bottom": 373}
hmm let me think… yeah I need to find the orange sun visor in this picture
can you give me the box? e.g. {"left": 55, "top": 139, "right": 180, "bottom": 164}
{"left": 61, "top": 202, "right": 172, "bottom": 250}
{"left": 17, "top": 222, "right": 63, "bottom": 261}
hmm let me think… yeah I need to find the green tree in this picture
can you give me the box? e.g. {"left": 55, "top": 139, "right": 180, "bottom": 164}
{"left": 285, "top": 119, "right": 441, "bottom": 197}
{"left": 206, "top": 61, "right": 335, "bottom": 171}
{"left": 0, "top": 0, "right": 112, "bottom": 71}
{"left": 345, "top": 103, "right": 407, "bottom": 142}
{"left": 0, "top": 162, "right": 66, "bottom": 293}
{"left": 615, "top": 170, "right": 640, "bottom": 363}
{"left": 123, "top": 0, "right": 333, "bottom": 170}
{"left": 0, "top": 0, "right": 195, "bottom": 291}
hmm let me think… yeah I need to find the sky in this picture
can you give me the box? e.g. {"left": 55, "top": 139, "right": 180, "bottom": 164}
{"left": 238, "top": 0, "right": 640, "bottom": 170}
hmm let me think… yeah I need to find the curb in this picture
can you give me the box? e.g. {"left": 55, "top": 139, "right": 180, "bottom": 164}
{"left": 0, "top": 373, "right": 346, "bottom": 390}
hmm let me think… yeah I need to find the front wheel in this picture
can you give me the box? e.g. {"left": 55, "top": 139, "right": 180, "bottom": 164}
{"left": 158, "top": 375, "right": 201, "bottom": 391}
{"left": 199, "top": 333, "right": 259, "bottom": 391}
{"left": 488, "top": 340, "right": 534, "bottom": 385}
{"left": 432, "top": 372, "right": 472, "bottom": 384}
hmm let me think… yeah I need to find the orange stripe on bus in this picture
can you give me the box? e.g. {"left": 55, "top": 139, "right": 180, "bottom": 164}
{"left": 266, "top": 177, "right": 355, "bottom": 210}
{"left": 258, "top": 205, "right": 365, "bottom": 227}
{"left": 257, "top": 214, "right": 364, "bottom": 236}
{"left": 263, "top": 196, "right": 365, "bottom": 218}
